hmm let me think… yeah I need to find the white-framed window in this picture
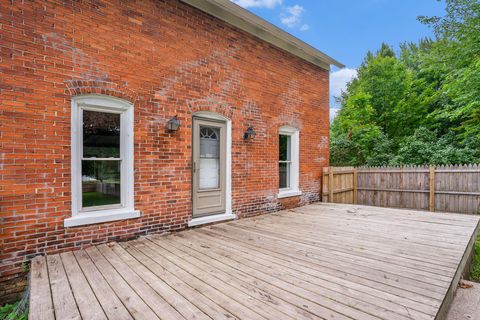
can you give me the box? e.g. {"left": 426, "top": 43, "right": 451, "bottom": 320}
{"left": 64, "top": 95, "right": 139, "bottom": 227}
{"left": 278, "top": 126, "right": 301, "bottom": 198}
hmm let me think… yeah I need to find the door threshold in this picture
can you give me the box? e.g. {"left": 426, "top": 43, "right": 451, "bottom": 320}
{"left": 188, "top": 212, "right": 236, "bottom": 227}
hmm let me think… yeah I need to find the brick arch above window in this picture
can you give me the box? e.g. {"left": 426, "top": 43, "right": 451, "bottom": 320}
{"left": 187, "top": 98, "right": 235, "bottom": 120}
{"left": 65, "top": 80, "right": 138, "bottom": 103}
{"left": 277, "top": 123, "right": 300, "bottom": 132}
{"left": 276, "top": 120, "right": 302, "bottom": 132}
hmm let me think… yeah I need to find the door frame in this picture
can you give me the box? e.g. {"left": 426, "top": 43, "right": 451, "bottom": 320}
{"left": 188, "top": 111, "right": 234, "bottom": 226}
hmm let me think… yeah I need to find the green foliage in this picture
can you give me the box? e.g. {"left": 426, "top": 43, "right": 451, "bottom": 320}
{"left": 471, "top": 234, "right": 480, "bottom": 282}
{"left": 0, "top": 302, "right": 28, "bottom": 320}
{"left": 390, "top": 127, "right": 478, "bottom": 165}
{"left": 21, "top": 262, "right": 29, "bottom": 273}
{"left": 331, "top": 0, "right": 480, "bottom": 166}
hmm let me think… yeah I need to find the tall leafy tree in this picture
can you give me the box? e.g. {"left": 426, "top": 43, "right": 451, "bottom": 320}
{"left": 419, "top": 0, "right": 480, "bottom": 140}
{"left": 330, "top": 0, "right": 480, "bottom": 166}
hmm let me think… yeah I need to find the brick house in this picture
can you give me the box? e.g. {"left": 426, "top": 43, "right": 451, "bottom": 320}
{"left": 0, "top": 0, "right": 343, "bottom": 302}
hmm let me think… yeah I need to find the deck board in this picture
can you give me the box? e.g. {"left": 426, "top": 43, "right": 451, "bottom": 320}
{"left": 29, "top": 256, "right": 55, "bottom": 320}
{"left": 142, "top": 238, "right": 294, "bottom": 320}
{"left": 84, "top": 246, "right": 160, "bottom": 320}
{"left": 198, "top": 225, "right": 445, "bottom": 306}
{"left": 132, "top": 239, "right": 267, "bottom": 320}
{"left": 60, "top": 252, "right": 107, "bottom": 320}
{"left": 109, "top": 243, "right": 211, "bottom": 320}
{"left": 47, "top": 254, "right": 82, "bottom": 320}
{"left": 192, "top": 227, "right": 440, "bottom": 315}
{"left": 183, "top": 229, "right": 436, "bottom": 319}
{"left": 73, "top": 249, "right": 132, "bottom": 320}
{"left": 96, "top": 244, "right": 185, "bottom": 320}
{"left": 152, "top": 236, "right": 322, "bottom": 320}
{"left": 29, "top": 203, "right": 480, "bottom": 320}
{"left": 121, "top": 241, "right": 237, "bottom": 319}
{"left": 159, "top": 232, "right": 411, "bottom": 320}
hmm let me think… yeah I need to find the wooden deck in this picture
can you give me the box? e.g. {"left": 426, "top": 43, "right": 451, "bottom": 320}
{"left": 29, "top": 203, "right": 480, "bottom": 320}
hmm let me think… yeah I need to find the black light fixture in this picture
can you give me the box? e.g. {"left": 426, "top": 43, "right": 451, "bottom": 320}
{"left": 166, "top": 115, "right": 181, "bottom": 133}
{"left": 243, "top": 126, "right": 256, "bottom": 141}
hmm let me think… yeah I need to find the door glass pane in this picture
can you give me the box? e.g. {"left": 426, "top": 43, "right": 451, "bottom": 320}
{"left": 199, "top": 126, "right": 220, "bottom": 189}
{"left": 82, "top": 160, "right": 121, "bottom": 208}
{"left": 83, "top": 110, "right": 120, "bottom": 158}
{"left": 279, "top": 162, "right": 290, "bottom": 188}
{"left": 279, "top": 135, "right": 291, "bottom": 161}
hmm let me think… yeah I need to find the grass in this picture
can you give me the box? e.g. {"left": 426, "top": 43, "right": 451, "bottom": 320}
{"left": 470, "top": 234, "right": 480, "bottom": 282}
{"left": 0, "top": 302, "right": 27, "bottom": 320}
{"left": 82, "top": 191, "right": 120, "bottom": 207}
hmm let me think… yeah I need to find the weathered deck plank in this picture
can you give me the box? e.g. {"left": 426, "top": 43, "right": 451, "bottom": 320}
{"left": 47, "top": 255, "right": 81, "bottom": 320}
{"left": 120, "top": 241, "right": 237, "bottom": 319}
{"left": 178, "top": 229, "right": 435, "bottom": 319}
{"left": 73, "top": 249, "right": 132, "bottom": 320}
{"left": 29, "top": 256, "right": 55, "bottom": 320}
{"left": 95, "top": 244, "right": 185, "bottom": 320}
{"left": 150, "top": 236, "right": 322, "bottom": 320}
{"left": 209, "top": 224, "right": 448, "bottom": 299}
{"left": 143, "top": 238, "right": 297, "bottom": 320}
{"left": 193, "top": 227, "right": 439, "bottom": 314}
{"left": 109, "top": 243, "right": 210, "bottom": 320}
{"left": 196, "top": 227, "right": 443, "bottom": 307}
{"left": 29, "top": 203, "right": 480, "bottom": 320}
{"left": 60, "top": 252, "right": 107, "bottom": 320}
{"left": 131, "top": 239, "right": 268, "bottom": 320}
{"left": 84, "top": 246, "right": 160, "bottom": 320}
{"left": 157, "top": 233, "right": 419, "bottom": 320}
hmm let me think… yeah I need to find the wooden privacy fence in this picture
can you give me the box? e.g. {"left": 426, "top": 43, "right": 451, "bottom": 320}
{"left": 322, "top": 164, "right": 480, "bottom": 214}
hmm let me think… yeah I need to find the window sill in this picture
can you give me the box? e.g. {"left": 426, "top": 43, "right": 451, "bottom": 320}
{"left": 188, "top": 213, "right": 236, "bottom": 227}
{"left": 277, "top": 190, "right": 302, "bottom": 199}
{"left": 64, "top": 209, "right": 141, "bottom": 227}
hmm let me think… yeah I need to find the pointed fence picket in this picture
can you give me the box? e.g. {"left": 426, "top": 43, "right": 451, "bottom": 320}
{"left": 322, "top": 164, "right": 480, "bottom": 214}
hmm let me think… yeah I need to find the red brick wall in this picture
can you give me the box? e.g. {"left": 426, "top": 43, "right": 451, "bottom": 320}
{"left": 0, "top": 0, "right": 330, "bottom": 302}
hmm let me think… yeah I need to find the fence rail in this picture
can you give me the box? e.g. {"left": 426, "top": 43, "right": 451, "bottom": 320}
{"left": 322, "top": 164, "right": 480, "bottom": 214}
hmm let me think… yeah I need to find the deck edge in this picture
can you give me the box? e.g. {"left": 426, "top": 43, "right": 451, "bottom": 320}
{"left": 436, "top": 218, "right": 480, "bottom": 320}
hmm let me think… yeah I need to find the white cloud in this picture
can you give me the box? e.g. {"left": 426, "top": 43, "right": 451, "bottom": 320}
{"left": 300, "top": 24, "right": 310, "bottom": 31}
{"left": 231, "top": 0, "right": 282, "bottom": 8}
{"left": 281, "top": 5, "right": 305, "bottom": 28}
{"left": 330, "top": 68, "right": 357, "bottom": 99}
{"left": 330, "top": 108, "right": 340, "bottom": 122}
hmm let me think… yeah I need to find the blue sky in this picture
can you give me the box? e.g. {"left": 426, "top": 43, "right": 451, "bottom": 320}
{"left": 230, "top": 0, "right": 446, "bottom": 117}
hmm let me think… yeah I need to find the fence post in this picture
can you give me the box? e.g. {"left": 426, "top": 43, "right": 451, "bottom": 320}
{"left": 429, "top": 166, "right": 435, "bottom": 212}
{"left": 328, "top": 167, "right": 334, "bottom": 203}
{"left": 353, "top": 168, "right": 358, "bottom": 204}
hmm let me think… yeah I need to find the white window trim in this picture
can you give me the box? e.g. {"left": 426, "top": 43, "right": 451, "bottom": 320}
{"left": 278, "top": 126, "right": 301, "bottom": 199}
{"left": 65, "top": 95, "right": 139, "bottom": 227}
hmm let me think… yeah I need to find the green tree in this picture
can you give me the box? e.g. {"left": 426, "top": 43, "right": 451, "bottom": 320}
{"left": 391, "top": 127, "right": 478, "bottom": 165}
{"left": 419, "top": 0, "right": 480, "bottom": 140}
{"left": 330, "top": 0, "right": 480, "bottom": 166}
{"left": 331, "top": 89, "right": 394, "bottom": 166}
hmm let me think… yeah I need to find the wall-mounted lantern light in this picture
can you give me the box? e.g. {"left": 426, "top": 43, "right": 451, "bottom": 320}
{"left": 166, "top": 115, "right": 181, "bottom": 133}
{"left": 243, "top": 126, "right": 256, "bottom": 141}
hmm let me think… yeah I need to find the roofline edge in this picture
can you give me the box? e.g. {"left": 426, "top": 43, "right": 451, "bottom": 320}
{"left": 180, "top": 0, "right": 345, "bottom": 70}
